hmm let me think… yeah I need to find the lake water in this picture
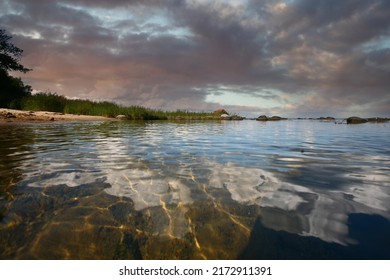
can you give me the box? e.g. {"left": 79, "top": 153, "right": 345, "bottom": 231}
{"left": 1, "top": 120, "right": 390, "bottom": 259}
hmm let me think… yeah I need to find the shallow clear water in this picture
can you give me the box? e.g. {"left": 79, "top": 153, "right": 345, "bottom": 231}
{"left": 1, "top": 120, "right": 390, "bottom": 259}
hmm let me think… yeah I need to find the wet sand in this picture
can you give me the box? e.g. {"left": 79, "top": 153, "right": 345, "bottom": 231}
{"left": 0, "top": 108, "right": 117, "bottom": 123}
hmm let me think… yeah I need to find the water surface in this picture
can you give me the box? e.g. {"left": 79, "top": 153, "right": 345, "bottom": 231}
{"left": 1, "top": 120, "right": 389, "bottom": 259}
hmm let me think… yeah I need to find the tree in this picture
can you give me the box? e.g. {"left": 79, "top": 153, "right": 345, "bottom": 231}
{"left": 0, "top": 29, "right": 32, "bottom": 108}
{"left": 0, "top": 29, "right": 31, "bottom": 73}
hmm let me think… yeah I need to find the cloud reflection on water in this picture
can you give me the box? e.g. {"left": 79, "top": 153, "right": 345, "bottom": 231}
{"left": 22, "top": 157, "right": 390, "bottom": 246}
{"left": 2, "top": 121, "right": 390, "bottom": 251}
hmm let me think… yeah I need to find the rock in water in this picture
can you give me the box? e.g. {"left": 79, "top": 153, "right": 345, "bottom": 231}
{"left": 214, "top": 108, "right": 229, "bottom": 115}
{"left": 256, "top": 115, "right": 287, "bottom": 121}
{"left": 318, "top": 116, "right": 335, "bottom": 121}
{"left": 269, "top": 116, "right": 287, "bottom": 121}
{"left": 256, "top": 115, "right": 268, "bottom": 121}
{"left": 220, "top": 114, "right": 230, "bottom": 120}
{"left": 347, "top": 117, "right": 368, "bottom": 124}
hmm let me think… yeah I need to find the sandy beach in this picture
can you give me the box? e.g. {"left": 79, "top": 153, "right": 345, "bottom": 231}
{"left": 0, "top": 108, "right": 117, "bottom": 123}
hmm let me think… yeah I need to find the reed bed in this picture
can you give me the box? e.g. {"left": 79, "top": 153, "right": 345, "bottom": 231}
{"left": 20, "top": 92, "right": 220, "bottom": 120}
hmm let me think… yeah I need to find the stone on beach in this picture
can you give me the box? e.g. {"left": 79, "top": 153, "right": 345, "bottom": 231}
{"left": 5, "top": 112, "right": 16, "bottom": 118}
{"left": 115, "top": 115, "right": 128, "bottom": 120}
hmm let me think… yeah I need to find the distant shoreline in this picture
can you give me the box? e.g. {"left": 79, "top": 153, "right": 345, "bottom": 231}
{"left": 1, "top": 108, "right": 389, "bottom": 124}
{"left": 0, "top": 108, "right": 118, "bottom": 123}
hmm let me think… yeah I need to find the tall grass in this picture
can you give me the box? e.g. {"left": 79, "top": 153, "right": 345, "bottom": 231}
{"left": 20, "top": 92, "right": 221, "bottom": 120}
{"left": 21, "top": 92, "right": 66, "bottom": 112}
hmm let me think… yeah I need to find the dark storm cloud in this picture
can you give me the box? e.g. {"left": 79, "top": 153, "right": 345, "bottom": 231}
{"left": 1, "top": 0, "right": 389, "bottom": 116}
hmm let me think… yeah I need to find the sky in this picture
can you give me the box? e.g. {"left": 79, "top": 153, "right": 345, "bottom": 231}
{"left": 1, "top": 0, "right": 389, "bottom": 118}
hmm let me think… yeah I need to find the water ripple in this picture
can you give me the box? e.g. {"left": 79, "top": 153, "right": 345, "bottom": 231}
{"left": 1, "top": 120, "right": 390, "bottom": 259}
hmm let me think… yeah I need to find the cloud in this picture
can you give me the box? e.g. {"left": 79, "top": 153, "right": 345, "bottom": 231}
{"left": 1, "top": 0, "right": 389, "bottom": 116}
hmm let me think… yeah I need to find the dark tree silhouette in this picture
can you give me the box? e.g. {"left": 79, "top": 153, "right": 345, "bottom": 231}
{"left": 0, "top": 29, "right": 31, "bottom": 73}
{"left": 0, "top": 29, "right": 32, "bottom": 108}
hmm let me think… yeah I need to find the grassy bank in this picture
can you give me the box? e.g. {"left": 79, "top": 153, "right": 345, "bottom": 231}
{"left": 19, "top": 92, "right": 220, "bottom": 120}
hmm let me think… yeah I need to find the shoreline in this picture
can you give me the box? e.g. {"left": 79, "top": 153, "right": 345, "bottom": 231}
{"left": 0, "top": 108, "right": 118, "bottom": 123}
{"left": 1, "top": 108, "right": 389, "bottom": 124}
